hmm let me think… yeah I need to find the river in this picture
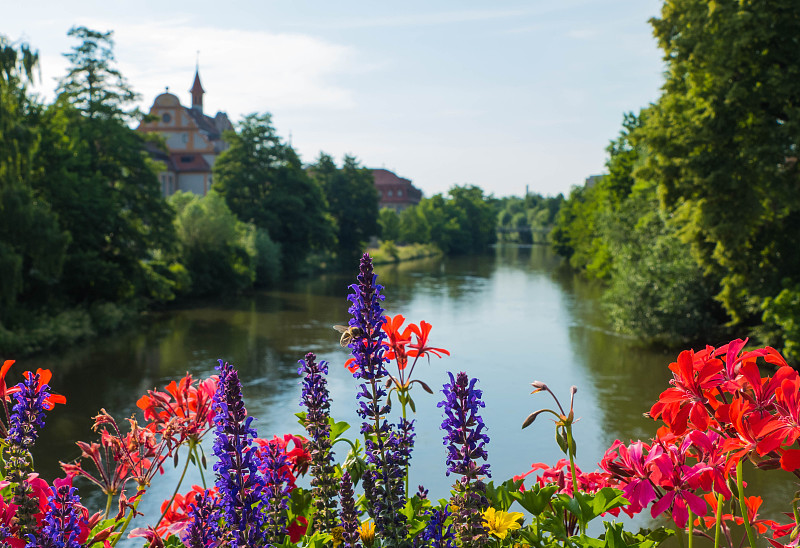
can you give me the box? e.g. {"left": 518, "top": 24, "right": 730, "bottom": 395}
{"left": 22, "top": 245, "right": 796, "bottom": 544}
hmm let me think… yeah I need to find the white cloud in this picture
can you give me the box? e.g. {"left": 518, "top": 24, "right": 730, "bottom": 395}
{"left": 29, "top": 18, "right": 358, "bottom": 117}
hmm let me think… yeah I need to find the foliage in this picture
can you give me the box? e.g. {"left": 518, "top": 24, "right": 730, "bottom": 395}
{"left": 370, "top": 242, "right": 442, "bottom": 265}
{"left": 398, "top": 185, "right": 496, "bottom": 255}
{"left": 212, "top": 113, "right": 335, "bottom": 275}
{"left": 170, "top": 191, "right": 257, "bottom": 296}
{"left": 0, "top": 38, "right": 70, "bottom": 321}
{"left": 379, "top": 208, "right": 401, "bottom": 242}
{"left": 41, "top": 27, "right": 179, "bottom": 304}
{"left": 496, "top": 193, "right": 563, "bottom": 245}
{"left": 310, "top": 153, "right": 380, "bottom": 267}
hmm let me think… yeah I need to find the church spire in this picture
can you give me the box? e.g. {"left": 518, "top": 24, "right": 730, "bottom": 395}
{"left": 190, "top": 56, "right": 205, "bottom": 113}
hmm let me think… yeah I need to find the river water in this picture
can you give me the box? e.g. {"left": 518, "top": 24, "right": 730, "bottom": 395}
{"left": 22, "top": 245, "right": 796, "bottom": 543}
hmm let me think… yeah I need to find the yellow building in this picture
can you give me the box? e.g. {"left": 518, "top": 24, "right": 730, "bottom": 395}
{"left": 137, "top": 69, "right": 233, "bottom": 196}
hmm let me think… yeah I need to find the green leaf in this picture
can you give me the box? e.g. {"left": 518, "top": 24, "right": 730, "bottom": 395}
{"left": 485, "top": 478, "right": 523, "bottom": 512}
{"left": 328, "top": 417, "right": 351, "bottom": 442}
{"left": 511, "top": 483, "right": 558, "bottom": 516}
{"left": 555, "top": 430, "right": 569, "bottom": 455}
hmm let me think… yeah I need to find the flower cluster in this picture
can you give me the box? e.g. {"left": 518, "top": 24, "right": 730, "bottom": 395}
{"left": 600, "top": 339, "right": 800, "bottom": 545}
{"left": 209, "top": 359, "right": 267, "bottom": 546}
{"left": 439, "top": 371, "right": 491, "bottom": 548}
{"left": 298, "top": 352, "right": 339, "bottom": 533}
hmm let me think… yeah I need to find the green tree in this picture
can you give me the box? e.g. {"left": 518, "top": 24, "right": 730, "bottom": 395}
{"left": 171, "top": 191, "right": 256, "bottom": 296}
{"left": 213, "top": 113, "right": 334, "bottom": 274}
{"left": 0, "top": 38, "right": 70, "bottom": 319}
{"left": 310, "top": 153, "right": 379, "bottom": 267}
{"left": 378, "top": 207, "right": 401, "bottom": 242}
{"left": 643, "top": 0, "right": 800, "bottom": 326}
{"left": 37, "top": 27, "right": 178, "bottom": 303}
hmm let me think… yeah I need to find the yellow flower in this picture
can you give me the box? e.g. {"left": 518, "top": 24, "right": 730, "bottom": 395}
{"left": 359, "top": 520, "right": 376, "bottom": 546}
{"left": 331, "top": 526, "right": 344, "bottom": 548}
{"left": 482, "top": 507, "right": 524, "bottom": 539}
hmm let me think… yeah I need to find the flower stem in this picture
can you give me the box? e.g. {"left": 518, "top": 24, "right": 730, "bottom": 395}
{"left": 736, "top": 460, "right": 757, "bottom": 548}
{"left": 154, "top": 443, "right": 194, "bottom": 530}
{"left": 687, "top": 508, "right": 694, "bottom": 548}
{"left": 564, "top": 425, "right": 583, "bottom": 535}
{"left": 713, "top": 492, "right": 723, "bottom": 548}
{"left": 104, "top": 491, "right": 114, "bottom": 520}
{"left": 193, "top": 443, "right": 207, "bottom": 489}
{"left": 110, "top": 488, "right": 144, "bottom": 547}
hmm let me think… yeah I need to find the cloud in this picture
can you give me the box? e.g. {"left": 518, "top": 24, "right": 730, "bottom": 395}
{"left": 31, "top": 18, "right": 358, "bottom": 117}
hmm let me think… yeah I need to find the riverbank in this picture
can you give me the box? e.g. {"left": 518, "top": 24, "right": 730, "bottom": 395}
{"left": 369, "top": 241, "right": 443, "bottom": 265}
{"left": 0, "top": 242, "right": 445, "bottom": 359}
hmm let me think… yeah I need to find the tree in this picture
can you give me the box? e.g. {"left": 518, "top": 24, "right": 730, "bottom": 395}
{"left": 0, "top": 38, "right": 70, "bottom": 321}
{"left": 37, "top": 27, "right": 178, "bottom": 303}
{"left": 213, "top": 113, "right": 334, "bottom": 274}
{"left": 642, "top": 1, "right": 800, "bottom": 325}
{"left": 171, "top": 191, "right": 256, "bottom": 296}
{"left": 378, "top": 208, "right": 401, "bottom": 242}
{"left": 310, "top": 153, "right": 379, "bottom": 266}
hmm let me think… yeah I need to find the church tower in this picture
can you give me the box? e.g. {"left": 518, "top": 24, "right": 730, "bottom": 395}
{"left": 190, "top": 67, "right": 205, "bottom": 113}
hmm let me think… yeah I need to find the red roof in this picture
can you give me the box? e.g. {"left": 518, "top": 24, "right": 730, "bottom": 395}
{"left": 170, "top": 153, "right": 210, "bottom": 172}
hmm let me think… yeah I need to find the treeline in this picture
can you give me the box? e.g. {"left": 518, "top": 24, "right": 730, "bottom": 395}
{"left": 496, "top": 194, "right": 564, "bottom": 244}
{"left": 0, "top": 28, "right": 509, "bottom": 355}
{"left": 377, "top": 185, "right": 498, "bottom": 255}
{"left": 551, "top": 0, "right": 800, "bottom": 360}
{"left": 0, "top": 28, "right": 385, "bottom": 354}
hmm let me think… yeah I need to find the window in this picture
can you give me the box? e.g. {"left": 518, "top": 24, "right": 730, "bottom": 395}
{"left": 388, "top": 190, "right": 393, "bottom": 197}
{"left": 181, "top": 133, "right": 188, "bottom": 143}
{"left": 397, "top": 189, "right": 403, "bottom": 197}
{"left": 162, "top": 113, "right": 171, "bottom": 123}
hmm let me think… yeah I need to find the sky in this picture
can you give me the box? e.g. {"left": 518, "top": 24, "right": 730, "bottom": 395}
{"left": 6, "top": 0, "right": 665, "bottom": 198}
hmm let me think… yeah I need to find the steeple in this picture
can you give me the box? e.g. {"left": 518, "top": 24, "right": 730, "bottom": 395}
{"left": 190, "top": 59, "right": 205, "bottom": 113}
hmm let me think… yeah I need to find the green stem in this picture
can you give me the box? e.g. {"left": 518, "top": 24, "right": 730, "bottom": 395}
{"left": 687, "top": 508, "right": 694, "bottom": 548}
{"left": 154, "top": 444, "right": 194, "bottom": 530}
{"left": 564, "top": 425, "right": 583, "bottom": 535}
{"left": 736, "top": 460, "right": 757, "bottom": 548}
{"left": 401, "top": 390, "right": 409, "bottom": 498}
{"left": 110, "top": 488, "right": 144, "bottom": 547}
{"left": 103, "top": 491, "right": 114, "bottom": 520}
{"left": 714, "top": 492, "right": 723, "bottom": 548}
{"left": 193, "top": 444, "right": 207, "bottom": 489}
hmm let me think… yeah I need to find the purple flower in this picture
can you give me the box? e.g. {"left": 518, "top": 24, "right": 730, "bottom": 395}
{"left": 439, "top": 372, "right": 491, "bottom": 479}
{"left": 417, "top": 506, "right": 455, "bottom": 548}
{"left": 345, "top": 254, "right": 409, "bottom": 543}
{"left": 339, "top": 471, "right": 360, "bottom": 548}
{"left": 298, "top": 352, "right": 339, "bottom": 533}
{"left": 260, "top": 440, "right": 293, "bottom": 544}
{"left": 8, "top": 371, "right": 50, "bottom": 450}
{"left": 184, "top": 489, "right": 224, "bottom": 548}
{"left": 212, "top": 359, "right": 266, "bottom": 547}
{"left": 29, "top": 477, "right": 86, "bottom": 548}
{"left": 438, "top": 372, "right": 491, "bottom": 548}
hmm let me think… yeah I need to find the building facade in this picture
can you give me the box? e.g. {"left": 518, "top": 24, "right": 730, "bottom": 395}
{"left": 371, "top": 168, "right": 423, "bottom": 212}
{"left": 137, "top": 69, "right": 233, "bottom": 197}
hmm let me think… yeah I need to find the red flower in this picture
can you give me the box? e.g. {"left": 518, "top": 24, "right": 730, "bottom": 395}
{"left": 407, "top": 320, "right": 450, "bottom": 360}
{"left": 155, "top": 485, "right": 214, "bottom": 538}
{"left": 649, "top": 348, "right": 722, "bottom": 435}
{"left": 137, "top": 373, "right": 217, "bottom": 445}
{"left": 288, "top": 516, "right": 309, "bottom": 543}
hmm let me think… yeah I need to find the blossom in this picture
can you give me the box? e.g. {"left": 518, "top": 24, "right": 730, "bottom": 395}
{"left": 439, "top": 372, "right": 490, "bottom": 479}
{"left": 338, "top": 471, "right": 360, "bottom": 548}
{"left": 7, "top": 370, "right": 54, "bottom": 450}
{"left": 297, "top": 352, "right": 338, "bottom": 533}
{"left": 212, "top": 359, "right": 266, "bottom": 546}
{"left": 439, "top": 372, "right": 491, "bottom": 548}
{"left": 358, "top": 521, "right": 376, "bottom": 546}
{"left": 155, "top": 485, "right": 210, "bottom": 539}
{"left": 34, "top": 477, "right": 89, "bottom": 548}
{"left": 418, "top": 506, "right": 455, "bottom": 548}
{"left": 137, "top": 373, "right": 218, "bottom": 446}
{"left": 482, "top": 507, "right": 523, "bottom": 539}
